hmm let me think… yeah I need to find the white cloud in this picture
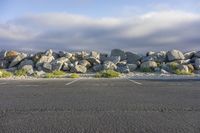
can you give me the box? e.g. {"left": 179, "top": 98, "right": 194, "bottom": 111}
{"left": 0, "top": 11, "right": 200, "bottom": 52}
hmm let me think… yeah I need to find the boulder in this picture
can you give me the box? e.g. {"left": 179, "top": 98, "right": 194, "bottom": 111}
{"left": 5, "top": 51, "right": 19, "bottom": 61}
{"left": 0, "top": 60, "right": 9, "bottom": 69}
{"left": 103, "top": 61, "right": 117, "bottom": 70}
{"left": 184, "top": 51, "right": 196, "bottom": 59}
{"left": 90, "top": 51, "right": 100, "bottom": 59}
{"left": 78, "top": 60, "right": 91, "bottom": 68}
{"left": 70, "top": 65, "right": 87, "bottom": 73}
{"left": 99, "top": 53, "right": 108, "bottom": 62}
{"left": 167, "top": 50, "right": 185, "bottom": 61}
{"left": 87, "top": 57, "right": 101, "bottom": 65}
{"left": 9, "top": 53, "right": 27, "bottom": 68}
{"left": 177, "top": 65, "right": 189, "bottom": 73}
{"left": 42, "top": 62, "right": 52, "bottom": 72}
{"left": 116, "top": 66, "right": 130, "bottom": 73}
{"left": 117, "top": 61, "right": 127, "bottom": 67}
{"left": 93, "top": 64, "right": 103, "bottom": 72}
{"left": 195, "top": 51, "right": 200, "bottom": 58}
{"left": 146, "top": 51, "right": 155, "bottom": 56}
{"left": 111, "top": 49, "right": 126, "bottom": 61}
{"left": 59, "top": 51, "right": 73, "bottom": 58}
{"left": 0, "top": 50, "right": 7, "bottom": 59}
{"left": 34, "top": 71, "right": 46, "bottom": 77}
{"left": 195, "top": 58, "right": 200, "bottom": 70}
{"left": 51, "top": 61, "right": 63, "bottom": 71}
{"left": 36, "top": 55, "right": 54, "bottom": 68}
{"left": 44, "top": 49, "right": 53, "bottom": 56}
{"left": 141, "top": 56, "right": 154, "bottom": 63}
{"left": 18, "top": 59, "right": 34, "bottom": 69}
{"left": 103, "top": 56, "right": 121, "bottom": 64}
{"left": 161, "top": 69, "right": 169, "bottom": 74}
{"left": 62, "top": 63, "right": 71, "bottom": 71}
{"left": 140, "top": 61, "right": 157, "bottom": 70}
{"left": 76, "top": 51, "right": 89, "bottom": 60}
{"left": 187, "top": 64, "right": 194, "bottom": 72}
{"left": 126, "top": 52, "right": 141, "bottom": 64}
{"left": 21, "top": 65, "right": 34, "bottom": 75}
{"left": 127, "top": 64, "right": 137, "bottom": 72}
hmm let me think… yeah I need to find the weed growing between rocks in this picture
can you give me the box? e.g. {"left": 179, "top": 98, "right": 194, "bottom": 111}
{"left": 45, "top": 70, "right": 66, "bottom": 78}
{"left": 175, "top": 70, "right": 193, "bottom": 75}
{"left": 15, "top": 69, "right": 29, "bottom": 76}
{"left": 95, "top": 70, "right": 120, "bottom": 78}
{"left": 70, "top": 73, "right": 80, "bottom": 78}
{"left": 0, "top": 70, "right": 13, "bottom": 78}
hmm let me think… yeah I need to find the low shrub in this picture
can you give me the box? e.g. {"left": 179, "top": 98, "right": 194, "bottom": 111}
{"left": 95, "top": 70, "right": 120, "bottom": 78}
{"left": 175, "top": 70, "right": 193, "bottom": 75}
{"left": 15, "top": 69, "right": 28, "bottom": 76}
{"left": 70, "top": 73, "right": 80, "bottom": 78}
{"left": 45, "top": 70, "right": 66, "bottom": 78}
{"left": 0, "top": 70, "right": 13, "bottom": 78}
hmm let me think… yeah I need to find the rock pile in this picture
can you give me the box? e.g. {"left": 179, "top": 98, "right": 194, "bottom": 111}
{"left": 0, "top": 49, "right": 200, "bottom": 76}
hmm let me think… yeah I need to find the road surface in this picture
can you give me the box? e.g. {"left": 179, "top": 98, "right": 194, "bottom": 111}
{"left": 0, "top": 79, "right": 200, "bottom": 133}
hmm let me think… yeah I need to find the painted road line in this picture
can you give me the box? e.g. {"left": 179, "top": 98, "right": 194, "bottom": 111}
{"left": 127, "top": 79, "right": 142, "bottom": 85}
{"left": 65, "top": 79, "right": 81, "bottom": 86}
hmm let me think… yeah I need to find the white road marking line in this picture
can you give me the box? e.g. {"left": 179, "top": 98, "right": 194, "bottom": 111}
{"left": 127, "top": 79, "right": 142, "bottom": 85}
{"left": 0, "top": 82, "right": 7, "bottom": 85}
{"left": 65, "top": 79, "right": 80, "bottom": 86}
{"left": 16, "top": 85, "right": 39, "bottom": 87}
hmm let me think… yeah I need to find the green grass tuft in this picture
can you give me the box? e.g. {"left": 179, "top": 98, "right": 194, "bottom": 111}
{"left": 15, "top": 69, "right": 29, "bottom": 76}
{"left": 45, "top": 70, "right": 66, "bottom": 78}
{"left": 0, "top": 70, "right": 13, "bottom": 78}
{"left": 70, "top": 73, "right": 80, "bottom": 78}
{"left": 95, "top": 70, "right": 120, "bottom": 78}
{"left": 175, "top": 70, "right": 193, "bottom": 75}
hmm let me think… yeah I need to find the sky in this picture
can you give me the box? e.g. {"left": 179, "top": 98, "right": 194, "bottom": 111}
{"left": 0, "top": 0, "right": 200, "bottom": 53}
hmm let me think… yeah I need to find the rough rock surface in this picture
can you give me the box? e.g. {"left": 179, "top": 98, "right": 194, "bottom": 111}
{"left": 167, "top": 49, "right": 185, "bottom": 61}
{"left": 111, "top": 49, "right": 126, "bottom": 61}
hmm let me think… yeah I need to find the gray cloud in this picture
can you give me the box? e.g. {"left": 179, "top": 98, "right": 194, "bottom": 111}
{"left": 0, "top": 11, "right": 200, "bottom": 53}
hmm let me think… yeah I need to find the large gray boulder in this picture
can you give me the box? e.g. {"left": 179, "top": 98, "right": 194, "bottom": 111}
{"left": 126, "top": 52, "right": 141, "bottom": 64}
{"left": 111, "top": 49, "right": 126, "bottom": 61}
{"left": 140, "top": 61, "right": 157, "bottom": 70}
{"left": 44, "top": 49, "right": 53, "bottom": 56}
{"left": 18, "top": 59, "right": 34, "bottom": 69}
{"left": 70, "top": 65, "right": 87, "bottom": 73}
{"left": 87, "top": 57, "right": 101, "bottom": 65}
{"left": 76, "top": 51, "right": 89, "bottom": 60}
{"left": 36, "top": 55, "right": 54, "bottom": 68}
{"left": 195, "top": 51, "right": 200, "bottom": 58}
{"left": 103, "top": 61, "right": 117, "bottom": 70}
{"left": 90, "top": 51, "right": 100, "bottom": 59}
{"left": 42, "top": 62, "right": 52, "bottom": 72}
{"left": 116, "top": 66, "right": 130, "bottom": 73}
{"left": 195, "top": 58, "right": 200, "bottom": 70}
{"left": 93, "top": 64, "right": 103, "bottom": 72}
{"left": 51, "top": 57, "right": 70, "bottom": 71}
{"left": 177, "top": 65, "right": 189, "bottom": 73}
{"left": 167, "top": 50, "right": 185, "bottom": 61}
{"left": 0, "top": 50, "right": 7, "bottom": 59}
{"left": 62, "top": 63, "right": 70, "bottom": 71}
{"left": 9, "top": 53, "right": 27, "bottom": 68}
{"left": 127, "top": 64, "right": 137, "bottom": 72}
{"left": 78, "top": 60, "right": 91, "bottom": 68}
{"left": 21, "top": 65, "right": 34, "bottom": 75}
{"left": 103, "top": 56, "right": 121, "bottom": 64}
{"left": 0, "top": 60, "right": 9, "bottom": 69}
{"left": 184, "top": 51, "right": 196, "bottom": 59}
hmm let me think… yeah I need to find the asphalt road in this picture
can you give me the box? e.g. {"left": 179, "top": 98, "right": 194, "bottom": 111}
{"left": 0, "top": 79, "right": 200, "bottom": 133}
